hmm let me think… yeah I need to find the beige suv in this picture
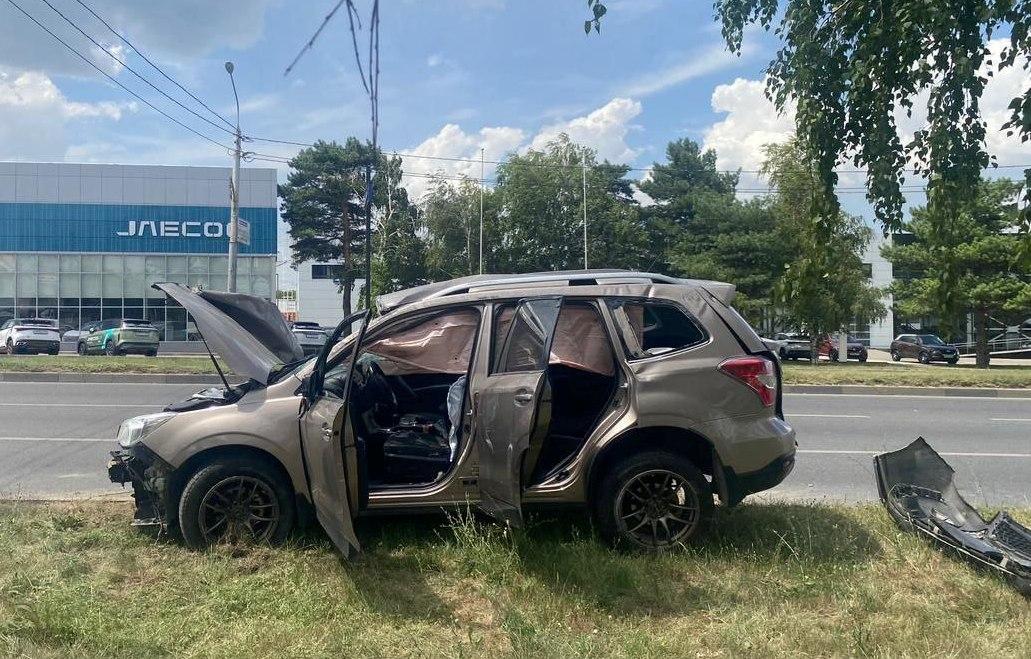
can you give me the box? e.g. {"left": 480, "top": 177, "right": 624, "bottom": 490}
{"left": 109, "top": 272, "right": 796, "bottom": 555}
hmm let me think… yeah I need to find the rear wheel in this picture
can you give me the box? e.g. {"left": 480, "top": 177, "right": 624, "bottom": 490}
{"left": 592, "top": 451, "right": 712, "bottom": 551}
{"left": 858, "top": 353, "right": 868, "bottom": 363}
{"left": 947, "top": 357, "right": 959, "bottom": 366}
{"left": 829, "top": 349, "right": 839, "bottom": 362}
{"left": 178, "top": 458, "right": 295, "bottom": 550}
{"left": 105, "top": 342, "right": 119, "bottom": 357}
{"left": 890, "top": 350, "right": 901, "bottom": 361}
{"left": 6, "top": 339, "right": 15, "bottom": 355}
{"left": 77, "top": 341, "right": 88, "bottom": 356}
{"left": 146, "top": 349, "right": 158, "bottom": 357}
{"left": 918, "top": 352, "right": 930, "bottom": 364}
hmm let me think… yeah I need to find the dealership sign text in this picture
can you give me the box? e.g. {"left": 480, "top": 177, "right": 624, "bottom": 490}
{"left": 116, "top": 220, "right": 226, "bottom": 238}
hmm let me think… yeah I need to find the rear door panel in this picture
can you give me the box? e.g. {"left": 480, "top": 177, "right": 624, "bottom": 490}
{"left": 476, "top": 297, "right": 562, "bottom": 527}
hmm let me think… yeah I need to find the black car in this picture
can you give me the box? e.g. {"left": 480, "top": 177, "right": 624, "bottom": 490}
{"left": 890, "top": 334, "right": 960, "bottom": 365}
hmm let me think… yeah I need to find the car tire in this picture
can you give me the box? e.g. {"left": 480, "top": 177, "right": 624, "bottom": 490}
{"left": 6, "top": 339, "right": 15, "bottom": 355}
{"left": 890, "top": 350, "right": 901, "bottom": 362}
{"left": 918, "top": 352, "right": 930, "bottom": 364}
{"left": 178, "top": 458, "right": 296, "bottom": 550}
{"left": 105, "top": 342, "right": 119, "bottom": 357}
{"left": 77, "top": 342, "right": 87, "bottom": 356}
{"left": 829, "top": 349, "right": 839, "bottom": 362}
{"left": 592, "top": 450, "right": 713, "bottom": 551}
{"left": 947, "top": 358, "right": 958, "bottom": 366}
{"left": 146, "top": 350, "right": 158, "bottom": 357}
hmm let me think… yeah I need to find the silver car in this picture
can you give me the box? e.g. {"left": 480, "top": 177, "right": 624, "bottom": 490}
{"left": 108, "top": 272, "right": 796, "bottom": 556}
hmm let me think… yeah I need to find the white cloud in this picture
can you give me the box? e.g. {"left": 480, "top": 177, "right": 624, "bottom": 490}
{"left": 618, "top": 43, "right": 756, "bottom": 98}
{"left": 0, "top": 70, "right": 132, "bottom": 160}
{"left": 531, "top": 97, "right": 643, "bottom": 162}
{"left": 402, "top": 97, "right": 646, "bottom": 200}
{"left": 980, "top": 39, "right": 1031, "bottom": 166}
{"left": 426, "top": 54, "right": 444, "bottom": 68}
{"left": 702, "top": 77, "right": 794, "bottom": 173}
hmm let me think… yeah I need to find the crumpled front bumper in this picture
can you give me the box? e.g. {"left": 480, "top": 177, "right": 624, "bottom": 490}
{"left": 874, "top": 438, "right": 1031, "bottom": 596}
{"left": 108, "top": 444, "right": 175, "bottom": 529}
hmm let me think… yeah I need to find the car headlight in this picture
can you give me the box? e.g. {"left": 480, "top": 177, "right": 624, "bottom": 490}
{"left": 117, "top": 412, "right": 176, "bottom": 448}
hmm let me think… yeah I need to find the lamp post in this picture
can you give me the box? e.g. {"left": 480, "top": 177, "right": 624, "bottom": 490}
{"left": 225, "top": 61, "right": 242, "bottom": 292}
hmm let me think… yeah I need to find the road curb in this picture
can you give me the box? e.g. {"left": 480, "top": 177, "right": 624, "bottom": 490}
{"left": 0, "top": 372, "right": 228, "bottom": 384}
{"left": 785, "top": 384, "right": 1031, "bottom": 398}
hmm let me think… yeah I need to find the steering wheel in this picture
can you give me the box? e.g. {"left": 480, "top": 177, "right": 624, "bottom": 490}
{"left": 365, "top": 359, "right": 399, "bottom": 410}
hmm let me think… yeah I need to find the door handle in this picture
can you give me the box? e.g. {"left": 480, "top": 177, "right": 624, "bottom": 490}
{"left": 513, "top": 390, "right": 533, "bottom": 405}
{"left": 321, "top": 422, "right": 333, "bottom": 439}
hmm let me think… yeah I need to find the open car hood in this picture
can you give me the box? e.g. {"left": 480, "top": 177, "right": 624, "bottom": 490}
{"left": 875, "top": 438, "right": 1031, "bottom": 596}
{"left": 153, "top": 283, "right": 304, "bottom": 384}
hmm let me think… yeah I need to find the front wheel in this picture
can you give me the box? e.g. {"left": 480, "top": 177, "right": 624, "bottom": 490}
{"left": 105, "top": 342, "right": 119, "bottom": 357}
{"left": 890, "top": 350, "right": 901, "bottom": 362}
{"left": 918, "top": 352, "right": 930, "bottom": 364}
{"left": 947, "top": 358, "right": 959, "bottom": 366}
{"left": 178, "top": 458, "right": 296, "bottom": 550}
{"left": 77, "top": 342, "right": 88, "bottom": 356}
{"left": 592, "top": 451, "right": 712, "bottom": 551}
{"left": 5, "top": 339, "right": 15, "bottom": 355}
{"left": 858, "top": 353, "right": 868, "bottom": 363}
{"left": 829, "top": 349, "right": 839, "bottom": 362}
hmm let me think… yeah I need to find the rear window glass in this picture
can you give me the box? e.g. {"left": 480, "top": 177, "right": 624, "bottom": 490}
{"left": 122, "top": 319, "right": 153, "bottom": 328}
{"left": 18, "top": 318, "right": 55, "bottom": 326}
{"left": 608, "top": 299, "right": 707, "bottom": 359}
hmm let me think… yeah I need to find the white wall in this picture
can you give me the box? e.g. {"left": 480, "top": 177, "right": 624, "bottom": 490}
{"left": 296, "top": 259, "right": 365, "bottom": 327}
{"left": 862, "top": 233, "right": 894, "bottom": 348}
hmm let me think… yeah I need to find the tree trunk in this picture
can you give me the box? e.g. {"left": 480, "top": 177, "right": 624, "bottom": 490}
{"left": 810, "top": 335, "right": 819, "bottom": 365}
{"left": 975, "top": 307, "right": 990, "bottom": 369}
{"left": 342, "top": 202, "right": 352, "bottom": 315}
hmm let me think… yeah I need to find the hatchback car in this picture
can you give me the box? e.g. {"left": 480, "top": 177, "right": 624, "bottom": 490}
{"left": 291, "top": 320, "right": 329, "bottom": 356}
{"left": 890, "top": 334, "right": 959, "bottom": 364}
{"left": 78, "top": 318, "right": 160, "bottom": 356}
{"left": 771, "top": 332, "right": 812, "bottom": 360}
{"left": 108, "top": 272, "right": 796, "bottom": 556}
{"left": 0, "top": 318, "right": 60, "bottom": 354}
{"left": 817, "top": 335, "right": 868, "bottom": 362}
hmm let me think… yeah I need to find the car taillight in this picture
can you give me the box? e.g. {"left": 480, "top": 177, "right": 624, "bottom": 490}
{"left": 718, "top": 356, "right": 777, "bottom": 407}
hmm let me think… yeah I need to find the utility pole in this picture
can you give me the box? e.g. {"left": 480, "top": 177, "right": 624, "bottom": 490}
{"left": 225, "top": 61, "right": 242, "bottom": 293}
{"left": 479, "top": 147, "right": 484, "bottom": 274}
{"left": 582, "top": 145, "right": 588, "bottom": 269}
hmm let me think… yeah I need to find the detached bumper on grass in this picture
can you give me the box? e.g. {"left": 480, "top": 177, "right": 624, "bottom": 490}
{"left": 874, "top": 438, "right": 1031, "bottom": 596}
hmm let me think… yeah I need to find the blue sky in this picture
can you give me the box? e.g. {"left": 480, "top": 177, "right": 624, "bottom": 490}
{"left": 0, "top": 0, "right": 1028, "bottom": 286}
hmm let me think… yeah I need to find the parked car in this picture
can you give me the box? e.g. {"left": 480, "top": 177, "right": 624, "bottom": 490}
{"left": 63, "top": 320, "right": 102, "bottom": 344}
{"left": 291, "top": 320, "right": 329, "bottom": 356}
{"left": 817, "top": 334, "right": 868, "bottom": 362}
{"left": 78, "top": 318, "right": 160, "bottom": 356}
{"left": 108, "top": 273, "right": 796, "bottom": 556}
{"left": 771, "top": 332, "right": 812, "bottom": 360}
{"left": 0, "top": 318, "right": 60, "bottom": 355}
{"left": 890, "top": 333, "right": 959, "bottom": 365}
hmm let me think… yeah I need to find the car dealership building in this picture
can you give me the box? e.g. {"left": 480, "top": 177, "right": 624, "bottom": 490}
{"left": 0, "top": 162, "right": 277, "bottom": 340}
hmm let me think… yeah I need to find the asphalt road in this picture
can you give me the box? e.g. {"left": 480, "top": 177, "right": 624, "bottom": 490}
{"left": 0, "top": 382, "right": 1028, "bottom": 506}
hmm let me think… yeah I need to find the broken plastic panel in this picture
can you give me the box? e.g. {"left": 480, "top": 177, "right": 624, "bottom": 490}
{"left": 874, "top": 438, "right": 1031, "bottom": 596}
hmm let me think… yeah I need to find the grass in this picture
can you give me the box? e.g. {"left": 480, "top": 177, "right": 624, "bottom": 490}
{"left": 0, "top": 355, "right": 222, "bottom": 374}
{"left": 782, "top": 360, "right": 1031, "bottom": 388}
{"left": 0, "top": 501, "right": 1028, "bottom": 657}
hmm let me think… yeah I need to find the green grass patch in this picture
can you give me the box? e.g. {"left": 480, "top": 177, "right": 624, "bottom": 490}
{"left": 783, "top": 361, "right": 1031, "bottom": 388}
{"left": 0, "top": 501, "right": 1028, "bottom": 657}
{"left": 0, "top": 356, "right": 222, "bottom": 374}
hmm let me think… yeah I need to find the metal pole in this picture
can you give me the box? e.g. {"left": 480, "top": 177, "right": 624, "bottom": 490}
{"left": 479, "top": 147, "right": 484, "bottom": 274}
{"left": 582, "top": 146, "right": 588, "bottom": 269}
{"left": 225, "top": 61, "right": 242, "bottom": 293}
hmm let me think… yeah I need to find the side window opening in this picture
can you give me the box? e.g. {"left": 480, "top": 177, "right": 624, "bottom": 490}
{"left": 347, "top": 306, "right": 481, "bottom": 489}
{"left": 608, "top": 299, "right": 707, "bottom": 359}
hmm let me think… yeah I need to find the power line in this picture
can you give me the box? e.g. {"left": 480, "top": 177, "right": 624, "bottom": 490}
{"left": 4, "top": 0, "right": 233, "bottom": 153}
{"left": 36, "top": 0, "right": 235, "bottom": 137}
{"left": 71, "top": 0, "right": 235, "bottom": 130}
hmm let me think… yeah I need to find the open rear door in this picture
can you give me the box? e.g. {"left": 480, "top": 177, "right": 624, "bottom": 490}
{"left": 476, "top": 297, "right": 561, "bottom": 527}
{"left": 298, "top": 310, "right": 369, "bottom": 557}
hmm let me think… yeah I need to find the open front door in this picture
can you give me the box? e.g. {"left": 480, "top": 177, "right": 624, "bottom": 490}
{"left": 298, "top": 310, "right": 369, "bottom": 557}
{"left": 476, "top": 297, "right": 562, "bottom": 527}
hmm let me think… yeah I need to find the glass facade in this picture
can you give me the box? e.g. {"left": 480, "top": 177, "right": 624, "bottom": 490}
{"left": 0, "top": 253, "right": 276, "bottom": 340}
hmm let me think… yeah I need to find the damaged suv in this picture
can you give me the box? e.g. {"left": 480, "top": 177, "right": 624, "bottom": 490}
{"left": 109, "top": 271, "right": 796, "bottom": 555}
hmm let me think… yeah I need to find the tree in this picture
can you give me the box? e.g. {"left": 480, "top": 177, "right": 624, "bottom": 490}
{"left": 370, "top": 156, "right": 428, "bottom": 296}
{"left": 585, "top": 1, "right": 1031, "bottom": 254}
{"left": 639, "top": 138, "right": 789, "bottom": 328}
{"left": 489, "top": 134, "right": 649, "bottom": 272}
{"left": 279, "top": 139, "right": 410, "bottom": 313}
{"left": 762, "top": 138, "right": 885, "bottom": 363}
{"left": 884, "top": 178, "right": 1031, "bottom": 367}
{"left": 421, "top": 177, "right": 491, "bottom": 280}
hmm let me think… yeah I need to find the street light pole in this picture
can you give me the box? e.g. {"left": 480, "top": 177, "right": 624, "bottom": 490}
{"left": 225, "top": 61, "right": 242, "bottom": 293}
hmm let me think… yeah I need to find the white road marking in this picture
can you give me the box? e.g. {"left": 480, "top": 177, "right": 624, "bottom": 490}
{"left": 786, "top": 393, "right": 1031, "bottom": 401}
{"left": 0, "top": 437, "right": 111, "bottom": 443}
{"left": 790, "top": 413, "right": 870, "bottom": 418}
{"left": 991, "top": 418, "right": 1031, "bottom": 422}
{"left": 798, "top": 449, "right": 1031, "bottom": 458}
{"left": 0, "top": 403, "right": 159, "bottom": 408}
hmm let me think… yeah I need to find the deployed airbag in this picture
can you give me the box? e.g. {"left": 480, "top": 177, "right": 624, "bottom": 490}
{"left": 874, "top": 438, "right": 1031, "bottom": 596}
